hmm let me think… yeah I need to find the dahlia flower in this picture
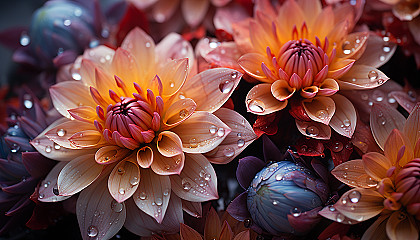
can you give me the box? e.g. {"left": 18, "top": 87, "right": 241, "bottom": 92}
{"left": 0, "top": 91, "right": 62, "bottom": 234}
{"left": 227, "top": 136, "right": 329, "bottom": 237}
{"left": 31, "top": 27, "right": 256, "bottom": 239}
{"left": 232, "top": 0, "right": 396, "bottom": 139}
{"left": 319, "top": 103, "right": 420, "bottom": 240}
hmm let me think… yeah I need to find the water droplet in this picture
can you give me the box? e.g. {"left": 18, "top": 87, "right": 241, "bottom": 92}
{"left": 342, "top": 41, "right": 352, "bottom": 54}
{"left": 87, "top": 226, "right": 98, "bottom": 237}
{"left": 179, "top": 109, "right": 188, "bottom": 118}
{"left": 57, "top": 129, "right": 66, "bottom": 137}
{"left": 145, "top": 42, "right": 151, "bottom": 48}
{"left": 342, "top": 119, "right": 351, "bottom": 127}
{"left": 117, "top": 167, "right": 125, "bottom": 175}
{"left": 178, "top": 92, "right": 186, "bottom": 99}
{"left": 272, "top": 200, "right": 278, "bottom": 205}
{"left": 366, "top": 177, "right": 378, "bottom": 187}
{"left": 74, "top": 8, "right": 82, "bottom": 16}
{"left": 119, "top": 188, "right": 125, "bottom": 195}
{"left": 139, "top": 192, "right": 147, "bottom": 200}
{"left": 341, "top": 197, "right": 347, "bottom": 205}
{"left": 169, "top": 82, "right": 175, "bottom": 88}
{"left": 275, "top": 174, "right": 283, "bottom": 181}
{"left": 155, "top": 198, "right": 163, "bottom": 206}
{"left": 72, "top": 72, "right": 82, "bottom": 80}
{"left": 189, "top": 138, "right": 198, "bottom": 148}
{"left": 10, "top": 144, "right": 20, "bottom": 153}
{"left": 63, "top": 19, "right": 71, "bottom": 26}
{"left": 231, "top": 72, "right": 238, "bottom": 78}
{"left": 305, "top": 125, "right": 319, "bottom": 137}
{"left": 39, "top": 194, "right": 44, "bottom": 199}
{"left": 379, "top": 55, "right": 386, "bottom": 61}
{"left": 111, "top": 200, "right": 123, "bottom": 213}
{"left": 182, "top": 178, "right": 192, "bottom": 191}
{"left": 316, "top": 110, "right": 328, "bottom": 120}
{"left": 164, "top": 165, "right": 170, "bottom": 170}
{"left": 348, "top": 190, "right": 361, "bottom": 203}
{"left": 23, "top": 94, "right": 33, "bottom": 109}
{"left": 336, "top": 213, "right": 345, "bottom": 222}
{"left": 163, "top": 189, "right": 169, "bottom": 196}
{"left": 244, "top": 218, "right": 252, "bottom": 228}
{"left": 329, "top": 205, "right": 336, "bottom": 212}
{"left": 332, "top": 142, "right": 343, "bottom": 152}
{"left": 209, "top": 40, "right": 219, "bottom": 48}
{"left": 368, "top": 70, "right": 378, "bottom": 81}
{"left": 219, "top": 80, "right": 234, "bottom": 93}
{"left": 20, "top": 32, "right": 30, "bottom": 46}
{"left": 247, "top": 99, "right": 265, "bottom": 113}
{"left": 383, "top": 44, "right": 391, "bottom": 53}
{"left": 209, "top": 125, "right": 217, "bottom": 134}
{"left": 223, "top": 147, "right": 235, "bottom": 157}
{"left": 57, "top": 48, "right": 64, "bottom": 55}
{"left": 204, "top": 173, "right": 211, "bottom": 181}
{"left": 377, "top": 116, "right": 386, "bottom": 126}
{"left": 217, "top": 128, "right": 225, "bottom": 137}
{"left": 290, "top": 207, "right": 301, "bottom": 217}
{"left": 43, "top": 181, "right": 50, "bottom": 188}
{"left": 237, "top": 139, "right": 245, "bottom": 147}
{"left": 130, "top": 176, "right": 139, "bottom": 186}
{"left": 45, "top": 146, "right": 52, "bottom": 153}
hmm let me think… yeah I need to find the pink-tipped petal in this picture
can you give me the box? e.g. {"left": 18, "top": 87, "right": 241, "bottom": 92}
{"left": 337, "top": 32, "right": 369, "bottom": 60}
{"left": 157, "top": 131, "right": 183, "bottom": 157}
{"left": 177, "top": 68, "right": 242, "bottom": 112}
{"left": 170, "top": 153, "right": 218, "bottom": 202}
{"left": 170, "top": 111, "right": 231, "bottom": 154}
{"left": 204, "top": 108, "right": 257, "bottom": 164}
{"left": 271, "top": 80, "right": 296, "bottom": 101}
{"left": 156, "top": 58, "right": 189, "bottom": 97}
{"left": 302, "top": 96, "right": 335, "bottom": 125}
{"left": 403, "top": 103, "right": 420, "bottom": 152}
{"left": 246, "top": 84, "right": 288, "bottom": 115}
{"left": 57, "top": 154, "right": 103, "bottom": 196}
{"left": 300, "top": 86, "right": 319, "bottom": 98}
{"left": 181, "top": 0, "right": 209, "bottom": 28}
{"left": 156, "top": 32, "right": 194, "bottom": 68}
{"left": 362, "top": 152, "right": 392, "bottom": 181}
{"left": 370, "top": 102, "right": 406, "bottom": 150}
{"left": 38, "top": 162, "right": 71, "bottom": 202}
{"left": 150, "top": 146, "right": 185, "bottom": 175}
{"left": 45, "top": 119, "right": 97, "bottom": 149}
{"left": 238, "top": 53, "right": 269, "bottom": 81}
{"left": 361, "top": 215, "right": 389, "bottom": 240}
{"left": 137, "top": 146, "right": 153, "bottom": 168}
{"left": 95, "top": 146, "right": 131, "bottom": 165}
{"left": 133, "top": 169, "right": 171, "bottom": 223}
{"left": 68, "top": 106, "right": 98, "bottom": 123}
{"left": 318, "top": 78, "right": 339, "bottom": 96}
{"left": 69, "top": 130, "right": 106, "bottom": 148}
{"left": 332, "top": 159, "right": 374, "bottom": 188}
{"left": 296, "top": 119, "right": 332, "bottom": 140}
{"left": 76, "top": 174, "right": 126, "bottom": 240}
{"left": 162, "top": 98, "right": 196, "bottom": 130}
{"left": 384, "top": 129, "right": 414, "bottom": 167}
{"left": 108, "top": 155, "right": 140, "bottom": 203}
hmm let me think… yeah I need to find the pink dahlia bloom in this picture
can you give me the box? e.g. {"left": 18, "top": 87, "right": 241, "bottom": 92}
{"left": 229, "top": 0, "right": 396, "bottom": 140}
{"left": 31, "top": 28, "right": 256, "bottom": 239}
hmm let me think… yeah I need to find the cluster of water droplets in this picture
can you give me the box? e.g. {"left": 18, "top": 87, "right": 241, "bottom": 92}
{"left": 327, "top": 190, "right": 364, "bottom": 223}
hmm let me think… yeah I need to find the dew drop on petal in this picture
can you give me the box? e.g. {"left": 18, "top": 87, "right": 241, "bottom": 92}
{"left": 316, "top": 110, "right": 328, "bottom": 120}
{"left": 329, "top": 205, "right": 336, "bottom": 212}
{"left": 179, "top": 109, "right": 188, "bottom": 119}
{"left": 139, "top": 192, "right": 147, "bottom": 200}
{"left": 247, "top": 99, "right": 265, "bottom": 113}
{"left": 45, "top": 146, "right": 52, "bottom": 153}
{"left": 111, "top": 200, "right": 123, "bottom": 213}
{"left": 209, "top": 125, "right": 217, "bottom": 134}
{"left": 223, "top": 147, "right": 235, "bottom": 157}
{"left": 368, "top": 70, "right": 378, "bottom": 81}
{"left": 163, "top": 189, "right": 169, "bottom": 196}
{"left": 20, "top": 32, "right": 30, "bottom": 46}
{"left": 231, "top": 72, "right": 238, "bottom": 78}
{"left": 219, "top": 80, "right": 235, "bottom": 93}
{"left": 87, "top": 226, "right": 98, "bottom": 237}
{"left": 74, "top": 8, "right": 82, "bottom": 16}
{"left": 23, "top": 94, "right": 33, "bottom": 109}
{"left": 145, "top": 42, "right": 151, "bottom": 48}
{"left": 305, "top": 126, "right": 319, "bottom": 137}
{"left": 349, "top": 190, "right": 361, "bottom": 203}
{"left": 272, "top": 200, "right": 278, "bottom": 205}
{"left": 39, "top": 194, "right": 44, "bottom": 199}
{"left": 204, "top": 174, "right": 211, "bottom": 181}
{"left": 342, "top": 41, "right": 352, "bottom": 54}
{"left": 155, "top": 198, "right": 163, "bottom": 206}
{"left": 332, "top": 142, "right": 343, "bottom": 152}
{"left": 119, "top": 188, "right": 125, "bottom": 195}
{"left": 366, "top": 177, "right": 378, "bottom": 187}
{"left": 336, "top": 214, "right": 345, "bottom": 222}
{"left": 275, "top": 174, "right": 283, "bottom": 181}
{"left": 217, "top": 128, "right": 225, "bottom": 137}
{"left": 57, "top": 129, "right": 66, "bottom": 137}
{"left": 342, "top": 119, "right": 351, "bottom": 127}
{"left": 237, "top": 139, "right": 245, "bottom": 147}
{"left": 182, "top": 178, "right": 192, "bottom": 191}
{"left": 377, "top": 116, "right": 386, "bottom": 126}
{"left": 117, "top": 167, "right": 125, "bottom": 175}
{"left": 189, "top": 138, "right": 198, "bottom": 148}
{"left": 244, "top": 218, "right": 252, "bottom": 228}
{"left": 130, "top": 176, "right": 139, "bottom": 186}
{"left": 10, "top": 144, "right": 20, "bottom": 153}
{"left": 290, "top": 207, "right": 301, "bottom": 217}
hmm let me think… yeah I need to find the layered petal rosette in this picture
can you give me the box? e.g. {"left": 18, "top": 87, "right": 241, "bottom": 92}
{"left": 233, "top": 0, "right": 396, "bottom": 139}
{"left": 31, "top": 28, "right": 256, "bottom": 239}
{"left": 320, "top": 103, "right": 420, "bottom": 240}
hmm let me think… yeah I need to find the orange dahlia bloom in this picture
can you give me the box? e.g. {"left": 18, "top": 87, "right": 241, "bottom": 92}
{"left": 31, "top": 28, "right": 256, "bottom": 239}
{"left": 233, "top": 0, "right": 396, "bottom": 139}
{"left": 319, "top": 103, "right": 420, "bottom": 240}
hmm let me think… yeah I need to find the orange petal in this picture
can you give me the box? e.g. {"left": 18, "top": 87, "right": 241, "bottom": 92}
{"left": 182, "top": 0, "right": 209, "bottom": 28}
{"left": 68, "top": 130, "right": 106, "bottom": 148}
{"left": 296, "top": 119, "right": 331, "bottom": 140}
{"left": 180, "top": 223, "right": 202, "bottom": 240}
{"left": 249, "top": 18, "right": 280, "bottom": 55}
{"left": 271, "top": 80, "right": 296, "bottom": 101}
{"left": 157, "top": 131, "right": 183, "bottom": 157}
{"left": 238, "top": 53, "right": 268, "bottom": 81}
{"left": 108, "top": 155, "right": 140, "bottom": 203}
{"left": 362, "top": 152, "right": 392, "bottom": 181}
{"left": 384, "top": 129, "right": 414, "bottom": 167}
{"left": 94, "top": 67, "right": 118, "bottom": 103}
{"left": 328, "top": 59, "right": 355, "bottom": 79}
{"left": 300, "top": 86, "right": 319, "bottom": 98}
{"left": 327, "top": 19, "right": 349, "bottom": 44}
{"left": 81, "top": 45, "right": 115, "bottom": 77}
{"left": 151, "top": 0, "right": 179, "bottom": 23}
{"left": 204, "top": 207, "right": 221, "bottom": 239}
{"left": 336, "top": 32, "right": 369, "bottom": 60}
{"left": 356, "top": 33, "right": 397, "bottom": 68}
{"left": 67, "top": 106, "right": 98, "bottom": 123}
{"left": 246, "top": 83, "right": 288, "bottom": 115}
{"left": 296, "top": 0, "right": 322, "bottom": 27}
{"left": 162, "top": 98, "right": 196, "bottom": 130}
{"left": 38, "top": 162, "right": 71, "bottom": 202}
{"left": 155, "top": 33, "right": 194, "bottom": 69}
{"left": 137, "top": 146, "right": 154, "bottom": 168}
{"left": 156, "top": 58, "right": 188, "bottom": 97}
{"left": 335, "top": 188, "right": 384, "bottom": 222}
{"left": 95, "top": 146, "right": 131, "bottom": 165}
{"left": 170, "top": 112, "right": 231, "bottom": 154}
{"left": 132, "top": 168, "right": 171, "bottom": 223}
{"left": 329, "top": 94, "right": 356, "bottom": 138}
{"left": 403, "top": 103, "right": 420, "bottom": 153}
{"left": 170, "top": 153, "right": 218, "bottom": 202}
{"left": 76, "top": 174, "right": 126, "bottom": 240}
{"left": 234, "top": 230, "right": 250, "bottom": 240}
{"left": 150, "top": 146, "right": 185, "bottom": 175}
{"left": 393, "top": 0, "right": 420, "bottom": 21}
{"left": 204, "top": 108, "right": 257, "bottom": 164}
{"left": 121, "top": 27, "right": 155, "bottom": 85}
{"left": 302, "top": 96, "right": 335, "bottom": 125}
{"left": 386, "top": 211, "right": 419, "bottom": 240}
{"left": 79, "top": 58, "right": 97, "bottom": 87}
{"left": 182, "top": 200, "right": 202, "bottom": 218}
{"left": 338, "top": 65, "right": 389, "bottom": 90}
{"left": 311, "top": 6, "right": 335, "bottom": 41}
{"left": 175, "top": 68, "right": 242, "bottom": 112}
{"left": 318, "top": 205, "right": 362, "bottom": 225}
{"left": 111, "top": 47, "right": 140, "bottom": 95}
{"left": 318, "top": 78, "right": 339, "bottom": 96}
{"left": 45, "top": 119, "right": 97, "bottom": 149}
{"left": 332, "top": 159, "right": 377, "bottom": 188}
{"left": 57, "top": 154, "right": 103, "bottom": 196}
{"left": 361, "top": 214, "right": 389, "bottom": 240}
{"left": 370, "top": 102, "right": 406, "bottom": 150}
{"left": 277, "top": 0, "right": 305, "bottom": 39}
{"left": 50, "top": 81, "right": 96, "bottom": 118}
